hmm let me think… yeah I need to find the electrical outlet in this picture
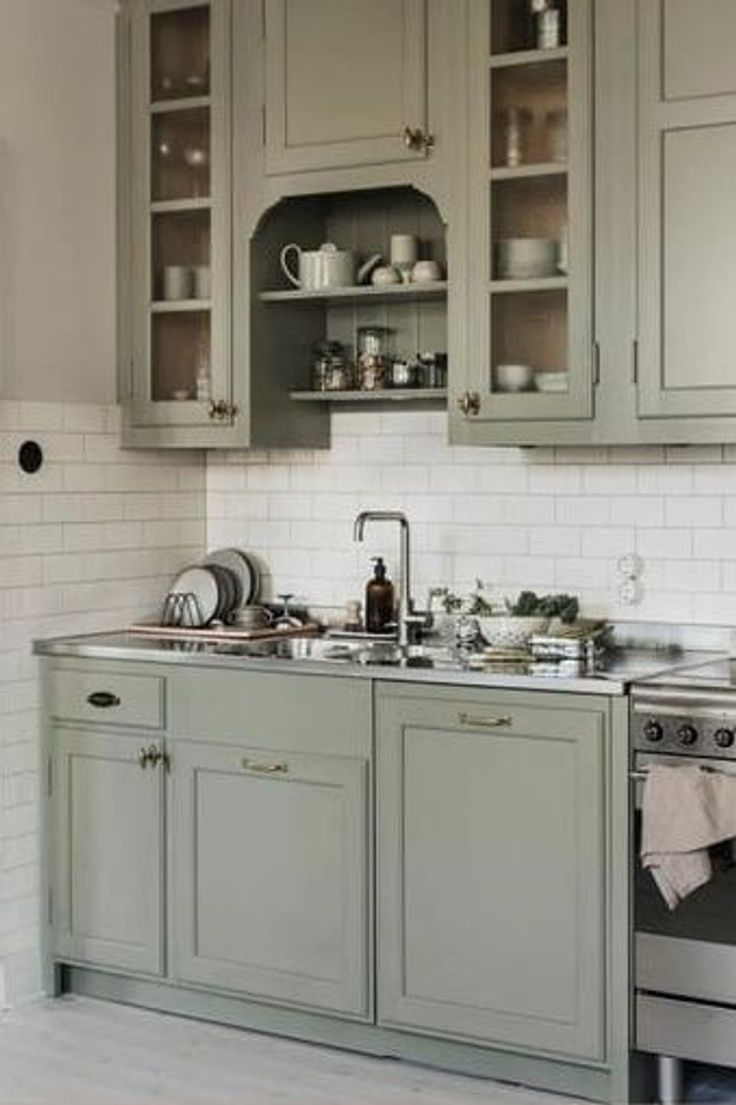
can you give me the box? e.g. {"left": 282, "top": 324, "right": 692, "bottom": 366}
{"left": 616, "top": 552, "right": 644, "bottom": 580}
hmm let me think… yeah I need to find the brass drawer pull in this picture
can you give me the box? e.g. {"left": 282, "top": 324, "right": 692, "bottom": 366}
{"left": 241, "top": 759, "right": 289, "bottom": 775}
{"left": 87, "top": 691, "right": 121, "bottom": 709}
{"left": 458, "top": 712, "right": 513, "bottom": 730}
{"left": 457, "top": 391, "right": 481, "bottom": 417}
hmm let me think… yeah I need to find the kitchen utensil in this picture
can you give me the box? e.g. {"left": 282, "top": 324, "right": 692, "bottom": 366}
{"left": 311, "top": 340, "right": 353, "bottom": 391}
{"left": 163, "top": 265, "right": 191, "bottom": 300}
{"left": 169, "top": 565, "right": 220, "bottom": 625}
{"left": 371, "top": 265, "right": 401, "bottom": 286}
{"left": 231, "top": 604, "right": 272, "bottom": 630}
{"left": 273, "top": 593, "right": 304, "bottom": 630}
{"left": 495, "top": 106, "right": 532, "bottom": 167}
{"left": 477, "top": 615, "right": 549, "bottom": 648}
{"left": 206, "top": 562, "right": 238, "bottom": 621}
{"left": 388, "top": 360, "right": 417, "bottom": 388}
{"left": 357, "top": 253, "right": 383, "bottom": 284}
{"left": 496, "top": 238, "right": 558, "bottom": 279}
{"left": 411, "top": 259, "right": 442, "bottom": 283}
{"left": 279, "top": 242, "right": 355, "bottom": 290}
{"left": 493, "top": 363, "right": 535, "bottom": 392}
{"left": 416, "top": 352, "right": 448, "bottom": 388}
{"left": 193, "top": 265, "right": 211, "bottom": 299}
{"left": 204, "top": 547, "right": 259, "bottom": 605}
{"left": 534, "top": 369, "right": 569, "bottom": 392}
{"left": 390, "top": 234, "right": 418, "bottom": 284}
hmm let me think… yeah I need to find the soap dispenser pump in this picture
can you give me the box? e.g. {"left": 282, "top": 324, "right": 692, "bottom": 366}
{"left": 365, "top": 557, "right": 394, "bottom": 633}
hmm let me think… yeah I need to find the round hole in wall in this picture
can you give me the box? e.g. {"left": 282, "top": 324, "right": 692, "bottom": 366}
{"left": 18, "top": 440, "right": 43, "bottom": 475}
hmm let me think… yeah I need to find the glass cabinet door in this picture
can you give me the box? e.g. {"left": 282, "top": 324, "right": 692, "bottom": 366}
{"left": 462, "top": 0, "right": 593, "bottom": 424}
{"left": 128, "top": 0, "right": 232, "bottom": 429}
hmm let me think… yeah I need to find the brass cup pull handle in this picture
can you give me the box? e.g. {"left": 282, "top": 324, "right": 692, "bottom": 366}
{"left": 208, "top": 399, "right": 238, "bottom": 422}
{"left": 241, "top": 759, "right": 289, "bottom": 775}
{"left": 457, "top": 391, "right": 481, "bottom": 417}
{"left": 458, "top": 712, "right": 513, "bottom": 730}
{"left": 403, "top": 125, "right": 435, "bottom": 154}
{"left": 138, "top": 746, "right": 152, "bottom": 769}
{"left": 87, "top": 691, "right": 121, "bottom": 709}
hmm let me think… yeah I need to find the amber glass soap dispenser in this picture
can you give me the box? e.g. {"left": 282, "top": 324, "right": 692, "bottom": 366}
{"left": 365, "top": 557, "right": 394, "bottom": 633}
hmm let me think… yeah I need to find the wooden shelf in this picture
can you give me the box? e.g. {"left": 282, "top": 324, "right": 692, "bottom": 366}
{"left": 489, "top": 276, "right": 568, "bottom": 293}
{"left": 291, "top": 388, "right": 447, "bottom": 404}
{"left": 150, "top": 299, "right": 212, "bottom": 313}
{"left": 150, "top": 95, "right": 211, "bottom": 114}
{"left": 490, "top": 46, "right": 568, "bottom": 69}
{"left": 150, "top": 198, "right": 211, "bottom": 214}
{"left": 260, "top": 281, "right": 447, "bottom": 305}
{"left": 490, "top": 162, "right": 568, "bottom": 181}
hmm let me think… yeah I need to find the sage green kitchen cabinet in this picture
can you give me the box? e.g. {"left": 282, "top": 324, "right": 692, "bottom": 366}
{"left": 117, "top": 0, "right": 329, "bottom": 449}
{"left": 636, "top": 0, "right": 736, "bottom": 420}
{"left": 169, "top": 739, "right": 371, "bottom": 1018}
{"left": 452, "top": 0, "right": 595, "bottom": 442}
{"left": 263, "top": 0, "right": 431, "bottom": 175}
{"left": 50, "top": 728, "right": 165, "bottom": 976}
{"left": 376, "top": 685, "right": 607, "bottom": 1061}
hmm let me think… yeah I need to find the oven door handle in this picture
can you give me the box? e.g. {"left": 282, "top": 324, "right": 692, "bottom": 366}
{"left": 631, "top": 764, "right": 734, "bottom": 781}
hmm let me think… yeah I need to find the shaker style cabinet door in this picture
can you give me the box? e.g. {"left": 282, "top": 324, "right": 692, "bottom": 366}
{"left": 169, "top": 741, "right": 371, "bottom": 1018}
{"left": 638, "top": 0, "right": 736, "bottom": 418}
{"left": 376, "top": 689, "right": 606, "bottom": 1061}
{"left": 51, "top": 729, "right": 165, "bottom": 975}
{"left": 263, "top": 0, "right": 430, "bottom": 174}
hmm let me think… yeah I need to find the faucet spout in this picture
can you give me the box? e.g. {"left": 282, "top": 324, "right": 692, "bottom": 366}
{"left": 353, "top": 510, "right": 414, "bottom": 645}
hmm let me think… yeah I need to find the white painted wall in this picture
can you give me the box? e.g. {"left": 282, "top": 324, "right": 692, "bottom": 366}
{"left": 0, "top": 0, "right": 116, "bottom": 403}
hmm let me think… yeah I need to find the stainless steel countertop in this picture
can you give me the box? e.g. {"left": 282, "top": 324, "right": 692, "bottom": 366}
{"left": 33, "top": 630, "right": 722, "bottom": 697}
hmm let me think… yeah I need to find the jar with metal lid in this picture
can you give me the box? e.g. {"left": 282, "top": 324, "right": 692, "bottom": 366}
{"left": 356, "top": 326, "right": 391, "bottom": 391}
{"left": 312, "top": 340, "right": 353, "bottom": 391}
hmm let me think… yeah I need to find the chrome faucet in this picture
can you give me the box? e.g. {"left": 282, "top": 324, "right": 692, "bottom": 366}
{"left": 353, "top": 510, "right": 416, "bottom": 646}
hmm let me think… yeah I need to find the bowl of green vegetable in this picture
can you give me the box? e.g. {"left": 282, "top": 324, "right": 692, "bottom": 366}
{"left": 477, "top": 591, "right": 580, "bottom": 649}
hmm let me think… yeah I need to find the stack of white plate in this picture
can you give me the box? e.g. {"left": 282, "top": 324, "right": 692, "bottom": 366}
{"left": 535, "top": 370, "right": 569, "bottom": 393}
{"left": 167, "top": 548, "right": 260, "bottom": 626}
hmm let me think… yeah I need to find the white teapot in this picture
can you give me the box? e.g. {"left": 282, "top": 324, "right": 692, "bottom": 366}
{"left": 279, "top": 241, "right": 355, "bottom": 291}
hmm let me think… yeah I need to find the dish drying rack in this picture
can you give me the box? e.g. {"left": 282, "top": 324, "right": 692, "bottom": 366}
{"left": 128, "top": 590, "right": 319, "bottom": 644}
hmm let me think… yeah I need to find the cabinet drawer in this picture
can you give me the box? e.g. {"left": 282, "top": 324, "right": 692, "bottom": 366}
{"left": 169, "top": 669, "right": 371, "bottom": 756}
{"left": 48, "top": 667, "right": 164, "bottom": 730}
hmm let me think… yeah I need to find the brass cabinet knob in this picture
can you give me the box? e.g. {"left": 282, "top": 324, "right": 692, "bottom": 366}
{"left": 457, "top": 391, "right": 481, "bottom": 417}
{"left": 138, "top": 744, "right": 167, "bottom": 770}
{"left": 208, "top": 399, "right": 238, "bottom": 421}
{"left": 403, "top": 126, "right": 435, "bottom": 155}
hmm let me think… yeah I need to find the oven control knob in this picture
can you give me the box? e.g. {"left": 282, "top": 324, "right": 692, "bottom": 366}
{"left": 678, "top": 724, "right": 698, "bottom": 746}
{"left": 643, "top": 720, "right": 664, "bottom": 743}
{"left": 714, "top": 727, "right": 735, "bottom": 749}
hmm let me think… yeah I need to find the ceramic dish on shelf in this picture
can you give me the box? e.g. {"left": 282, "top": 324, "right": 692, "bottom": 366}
{"left": 535, "top": 370, "right": 569, "bottom": 393}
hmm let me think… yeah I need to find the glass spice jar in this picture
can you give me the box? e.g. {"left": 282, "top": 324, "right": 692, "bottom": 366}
{"left": 312, "top": 340, "right": 353, "bottom": 391}
{"left": 356, "top": 326, "right": 391, "bottom": 391}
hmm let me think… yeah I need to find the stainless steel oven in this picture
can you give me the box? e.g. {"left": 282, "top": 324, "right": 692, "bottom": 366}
{"left": 632, "top": 679, "right": 736, "bottom": 1102}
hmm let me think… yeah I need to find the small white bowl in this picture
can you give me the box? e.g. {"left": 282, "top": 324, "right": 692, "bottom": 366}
{"left": 493, "top": 363, "right": 534, "bottom": 393}
{"left": 477, "top": 616, "right": 549, "bottom": 649}
{"left": 496, "top": 238, "right": 558, "bottom": 280}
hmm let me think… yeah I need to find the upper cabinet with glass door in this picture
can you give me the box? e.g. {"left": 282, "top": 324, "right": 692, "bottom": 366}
{"left": 452, "top": 0, "right": 594, "bottom": 445}
{"left": 122, "top": 0, "right": 236, "bottom": 446}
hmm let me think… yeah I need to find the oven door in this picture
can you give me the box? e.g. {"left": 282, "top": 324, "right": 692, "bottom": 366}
{"left": 635, "top": 753, "right": 736, "bottom": 1003}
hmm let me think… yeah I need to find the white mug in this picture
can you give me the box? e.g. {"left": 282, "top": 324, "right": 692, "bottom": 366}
{"left": 390, "top": 234, "right": 418, "bottom": 265}
{"left": 193, "top": 265, "right": 211, "bottom": 299}
{"left": 411, "top": 259, "right": 443, "bottom": 283}
{"left": 163, "top": 265, "right": 191, "bottom": 300}
{"left": 279, "top": 242, "right": 354, "bottom": 291}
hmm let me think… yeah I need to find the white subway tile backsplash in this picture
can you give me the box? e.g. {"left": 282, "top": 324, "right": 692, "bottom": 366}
{"left": 0, "top": 400, "right": 206, "bottom": 1005}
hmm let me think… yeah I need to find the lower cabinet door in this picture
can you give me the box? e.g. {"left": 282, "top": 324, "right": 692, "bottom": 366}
{"left": 377, "top": 691, "right": 606, "bottom": 1061}
{"left": 52, "top": 728, "right": 165, "bottom": 975}
{"left": 169, "top": 741, "right": 370, "bottom": 1018}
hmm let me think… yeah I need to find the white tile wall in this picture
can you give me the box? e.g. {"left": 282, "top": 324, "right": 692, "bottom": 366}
{"left": 0, "top": 401, "right": 206, "bottom": 1003}
{"left": 207, "top": 409, "right": 736, "bottom": 627}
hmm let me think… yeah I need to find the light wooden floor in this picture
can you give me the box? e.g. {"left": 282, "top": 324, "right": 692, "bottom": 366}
{"left": 0, "top": 997, "right": 587, "bottom": 1104}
